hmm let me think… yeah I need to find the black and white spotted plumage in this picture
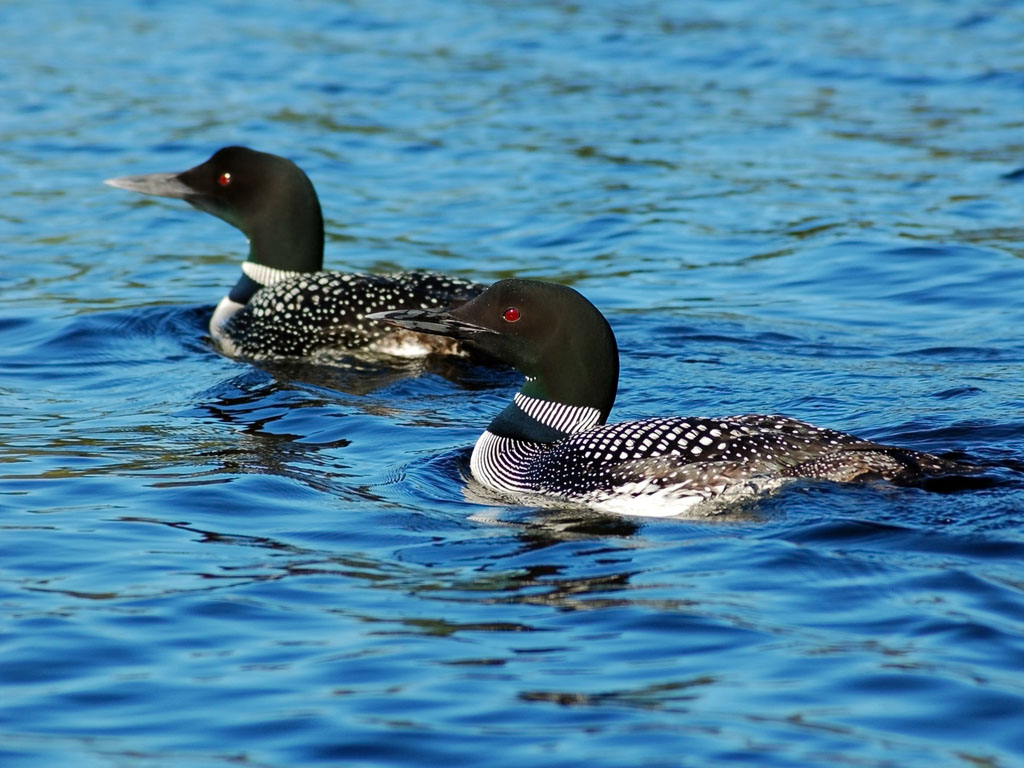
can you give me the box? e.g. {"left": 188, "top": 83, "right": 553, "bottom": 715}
{"left": 471, "top": 403, "right": 962, "bottom": 515}
{"left": 375, "top": 278, "right": 972, "bottom": 516}
{"left": 220, "top": 270, "right": 483, "bottom": 359}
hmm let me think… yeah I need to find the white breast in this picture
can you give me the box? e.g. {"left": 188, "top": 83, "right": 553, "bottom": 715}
{"left": 209, "top": 295, "right": 244, "bottom": 356}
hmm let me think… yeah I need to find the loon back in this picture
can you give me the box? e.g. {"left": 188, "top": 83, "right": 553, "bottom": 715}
{"left": 220, "top": 270, "right": 484, "bottom": 360}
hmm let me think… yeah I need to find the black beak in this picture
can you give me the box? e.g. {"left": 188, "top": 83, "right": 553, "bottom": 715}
{"left": 105, "top": 172, "right": 194, "bottom": 200}
{"left": 367, "top": 308, "right": 497, "bottom": 339}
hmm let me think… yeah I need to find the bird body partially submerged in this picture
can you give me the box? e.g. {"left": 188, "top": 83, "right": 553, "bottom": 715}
{"left": 373, "top": 279, "right": 971, "bottom": 515}
{"left": 107, "top": 146, "right": 482, "bottom": 360}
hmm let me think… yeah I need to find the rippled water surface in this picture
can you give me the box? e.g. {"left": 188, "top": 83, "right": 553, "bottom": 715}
{"left": 4, "top": 1, "right": 1024, "bottom": 766}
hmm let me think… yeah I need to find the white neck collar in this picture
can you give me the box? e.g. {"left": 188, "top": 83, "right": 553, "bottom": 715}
{"left": 242, "top": 261, "right": 303, "bottom": 286}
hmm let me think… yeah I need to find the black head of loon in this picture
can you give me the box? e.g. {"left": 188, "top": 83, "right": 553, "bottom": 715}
{"left": 106, "top": 146, "right": 324, "bottom": 297}
{"left": 376, "top": 278, "right": 619, "bottom": 425}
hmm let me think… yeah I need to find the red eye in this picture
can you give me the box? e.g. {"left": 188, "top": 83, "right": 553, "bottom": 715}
{"left": 503, "top": 306, "right": 520, "bottom": 323}
{"left": 218, "top": 172, "right": 232, "bottom": 187}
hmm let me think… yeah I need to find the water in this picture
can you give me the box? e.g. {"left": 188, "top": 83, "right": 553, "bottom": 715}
{"left": 3, "top": 1, "right": 1024, "bottom": 766}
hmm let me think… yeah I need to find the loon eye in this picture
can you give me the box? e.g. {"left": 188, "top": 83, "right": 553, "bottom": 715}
{"left": 502, "top": 306, "right": 521, "bottom": 323}
{"left": 218, "top": 172, "right": 232, "bottom": 187}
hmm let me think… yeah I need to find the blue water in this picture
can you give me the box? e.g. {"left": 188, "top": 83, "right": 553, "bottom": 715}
{"left": 3, "top": 1, "right": 1024, "bottom": 766}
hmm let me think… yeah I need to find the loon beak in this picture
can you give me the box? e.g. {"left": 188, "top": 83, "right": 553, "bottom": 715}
{"left": 367, "top": 308, "right": 498, "bottom": 339}
{"left": 105, "top": 172, "right": 194, "bottom": 200}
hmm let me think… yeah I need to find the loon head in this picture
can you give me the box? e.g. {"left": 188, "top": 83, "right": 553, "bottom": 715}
{"left": 373, "top": 278, "right": 619, "bottom": 422}
{"left": 106, "top": 146, "right": 325, "bottom": 276}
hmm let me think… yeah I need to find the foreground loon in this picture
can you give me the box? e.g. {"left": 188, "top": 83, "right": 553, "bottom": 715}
{"left": 372, "top": 279, "right": 970, "bottom": 516}
{"left": 106, "top": 146, "right": 483, "bottom": 360}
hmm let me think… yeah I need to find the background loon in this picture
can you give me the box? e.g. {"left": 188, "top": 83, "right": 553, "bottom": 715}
{"left": 106, "top": 146, "right": 484, "bottom": 360}
{"left": 372, "top": 278, "right": 971, "bottom": 516}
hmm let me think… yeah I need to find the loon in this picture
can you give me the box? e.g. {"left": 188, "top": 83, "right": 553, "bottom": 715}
{"left": 372, "top": 279, "right": 971, "bottom": 516}
{"left": 106, "top": 146, "right": 483, "bottom": 360}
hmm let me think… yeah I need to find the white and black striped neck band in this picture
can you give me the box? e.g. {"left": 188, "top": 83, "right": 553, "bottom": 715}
{"left": 513, "top": 393, "right": 602, "bottom": 436}
{"left": 242, "top": 261, "right": 303, "bottom": 286}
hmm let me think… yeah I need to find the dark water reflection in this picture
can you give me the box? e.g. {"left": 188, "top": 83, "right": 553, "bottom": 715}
{"left": 3, "top": 1, "right": 1024, "bottom": 767}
